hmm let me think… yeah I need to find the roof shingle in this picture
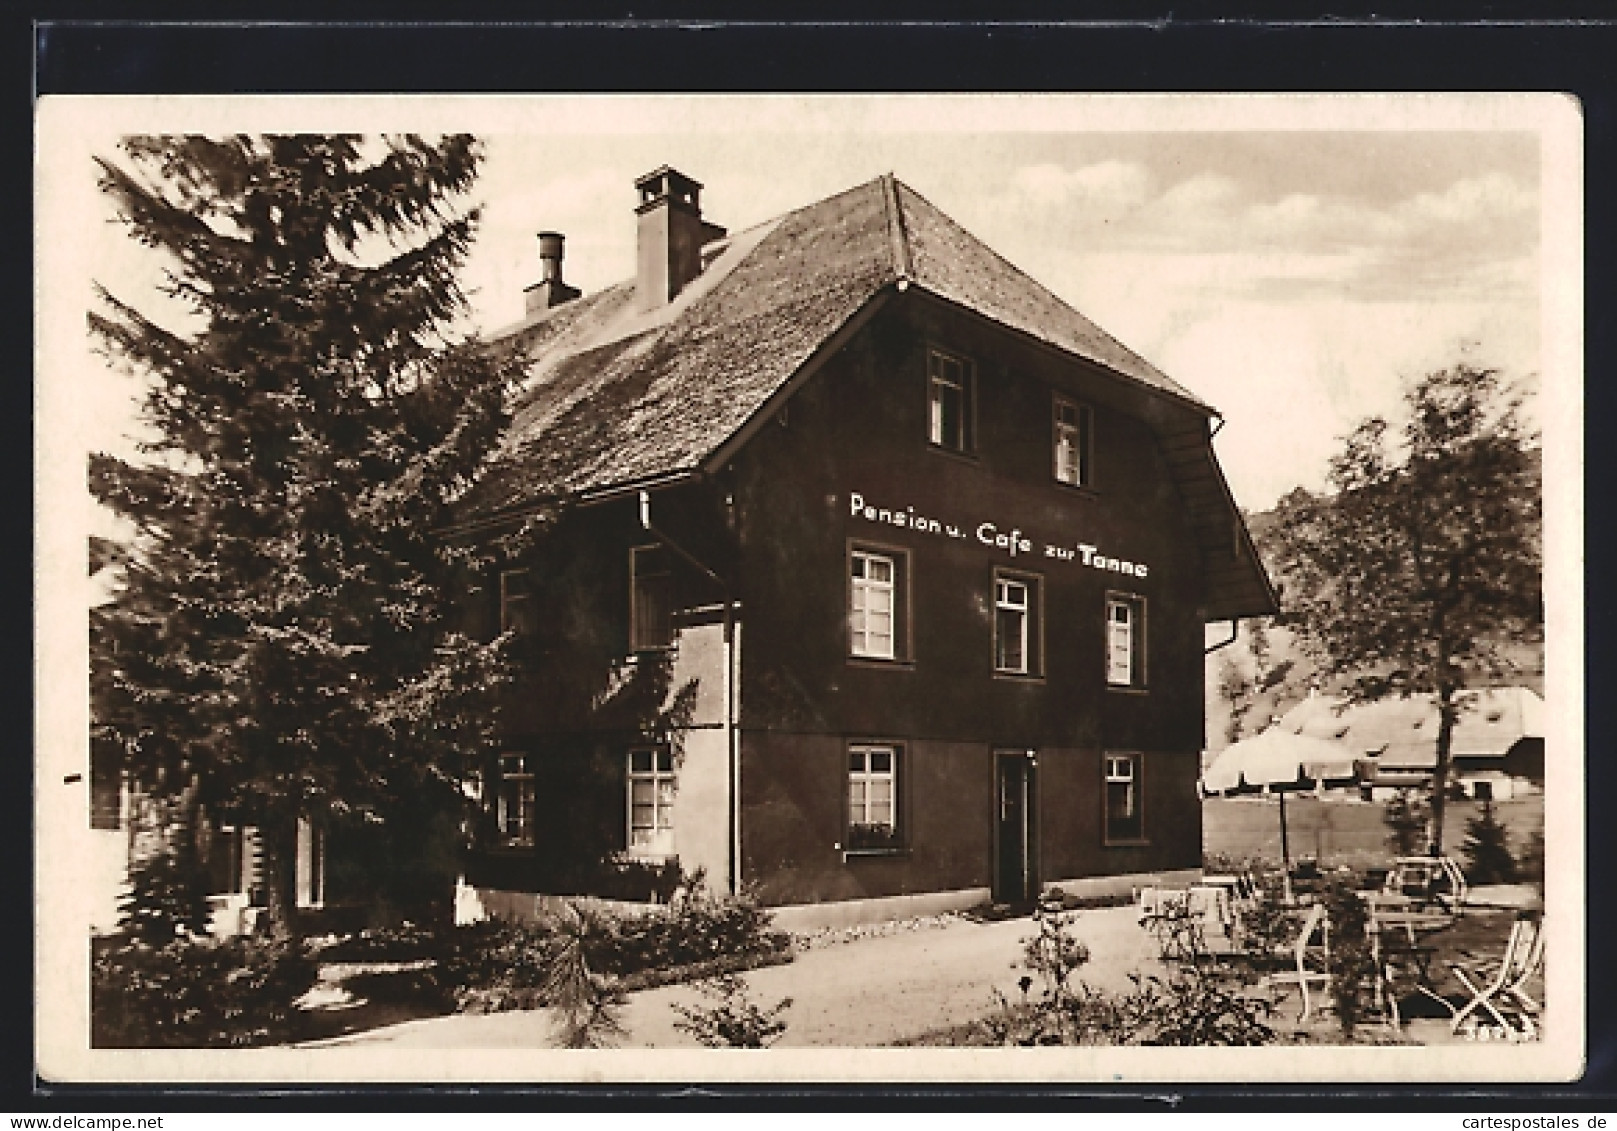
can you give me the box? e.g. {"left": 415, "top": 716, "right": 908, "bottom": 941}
{"left": 463, "top": 174, "right": 1213, "bottom": 520}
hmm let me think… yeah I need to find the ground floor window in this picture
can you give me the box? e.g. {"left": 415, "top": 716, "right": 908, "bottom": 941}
{"left": 1104, "top": 752, "right": 1145, "bottom": 843}
{"left": 89, "top": 742, "right": 122, "bottom": 831}
{"left": 498, "top": 752, "right": 536, "bottom": 847}
{"left": 847, "top": 743, "right": 903, "bottom": 851}
{"left": 627, "top": 747, "right": 676, "bottom": 857}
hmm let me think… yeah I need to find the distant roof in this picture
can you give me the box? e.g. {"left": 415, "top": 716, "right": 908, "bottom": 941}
{"left": 460, "top": 173, "right": 1274, "bottom": 619}
{"left": 1271, "top": 688, "right": 1544, "bottom": 768}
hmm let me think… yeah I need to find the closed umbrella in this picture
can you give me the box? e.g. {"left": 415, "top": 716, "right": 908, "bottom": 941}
{"left": 1202, "top": 728, "right": 1362, "bottom": 901}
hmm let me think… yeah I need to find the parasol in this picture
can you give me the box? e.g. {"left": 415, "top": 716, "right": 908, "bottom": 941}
{"left": 1201, "top": 728, "right": 1362, "bottom": 900}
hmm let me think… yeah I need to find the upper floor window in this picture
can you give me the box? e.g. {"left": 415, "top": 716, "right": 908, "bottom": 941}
{"left": 500, "top": 569, "right": 536, "bottom": 635}
{"left": 850, "top": 545, "right": 909, "bottom": 661}
{"left": 630, "top": 544, "right": 673, "bottom": 652}
{"left": 627, "top": 747, "right": 676, "bottom": 857}
{"left": 1104, "top": 753, "right": 1145, "bottom": 843}
{"left": 1053, "top": 395, "right": 1093, "bottom": 487}
{"left": 1106, "top": 594, "right": 1147, "bottom": 689}
{"left": 927, "top": 348, "right": 976, "bottom": 454}
{"left": 498, "top": 751, "right": 536, "bottom": 847}
{"left": 847, "top": 743, "right": 904, "bottom": 851}
{"left": 994, "top": 570, "right": 1043, "bottom": 676}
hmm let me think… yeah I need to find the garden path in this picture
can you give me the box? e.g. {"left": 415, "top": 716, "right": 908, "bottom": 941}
{"left": 308, "top": 903, "right": 1160, "bottom": 1049}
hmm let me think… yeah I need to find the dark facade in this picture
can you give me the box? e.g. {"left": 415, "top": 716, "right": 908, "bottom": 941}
{"left": 456, "top": 168, "right": 1275, "bottom": 915}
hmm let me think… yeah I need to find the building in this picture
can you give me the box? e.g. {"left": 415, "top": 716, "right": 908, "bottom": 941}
{"left": 449, "top": 166, "right": 1276, "bottom": 926}
{"left": 1271, "top": 687, "right": 1545, "bottom": 801}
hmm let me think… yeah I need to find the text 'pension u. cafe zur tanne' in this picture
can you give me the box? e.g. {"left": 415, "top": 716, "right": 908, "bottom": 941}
{"left": 848, "top": 490, "right": 1151, "bottom": 578}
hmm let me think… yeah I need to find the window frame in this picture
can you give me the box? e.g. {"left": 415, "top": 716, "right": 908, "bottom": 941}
{"left": 848, "top": 541, "right": 912, "bottom": 665}
{"left": 626, "top": 746, "right": 677, "bottom": 859}
{"left": 1104, "top": 591, "right": 1148, "bottom": 691}
{"left": 1103, "top": 752, "right": 1147, "bottom": 845}
{"left": 844, "top": 741, "right": 907, "bottom": 855}
{"left": 993, "top": 568, "right": 1044, "bottom": 678}
{"left": 89, "top": 742, "right": 123, "bottom": 832}
{"left": 1052, "top": 392, "right": 1094, "bottom": 489}
{"left": 499, "top": 568, "right": 535, "bottom": 636}
{"left": 926, "top": 347, "right": 977, "bottom": 456}
{"left": 496, "top": 751, "right": 537, "bottom": 848}
{"left": 630, "top": 542, "right": 675, "bottom": 653}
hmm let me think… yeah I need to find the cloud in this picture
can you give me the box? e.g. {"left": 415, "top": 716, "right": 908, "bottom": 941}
{"left": 1008, "top": 160, "right": 1151, "bottom": 210}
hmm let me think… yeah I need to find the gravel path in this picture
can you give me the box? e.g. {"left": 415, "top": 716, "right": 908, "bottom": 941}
{"left": 311, "top": 904, "right": 1162, "bottom": 1049}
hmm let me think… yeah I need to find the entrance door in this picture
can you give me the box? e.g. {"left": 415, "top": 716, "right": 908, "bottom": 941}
{"left": 994, "top": 750, "right": 1038, "bottom": 903}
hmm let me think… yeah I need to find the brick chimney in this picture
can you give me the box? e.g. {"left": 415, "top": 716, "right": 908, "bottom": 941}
{"left": 634, "top": 166, "right": 726, "bottom": 312}
{"left": 523, "top": 231, "right": 581, "bottom": 316}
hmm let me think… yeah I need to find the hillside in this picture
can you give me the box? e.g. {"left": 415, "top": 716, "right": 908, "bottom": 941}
{"left": 1204, "top": 465, "right": 1545, "bottom": 762}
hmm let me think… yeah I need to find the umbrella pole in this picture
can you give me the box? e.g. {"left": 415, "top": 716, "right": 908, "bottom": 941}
{"left": 1279, "top": 791, "right": 1294, "bottom": 905}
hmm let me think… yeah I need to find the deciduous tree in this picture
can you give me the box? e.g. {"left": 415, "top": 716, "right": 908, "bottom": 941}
{"left": 1265, "top": 364, "right": 1540, "bottom": 854}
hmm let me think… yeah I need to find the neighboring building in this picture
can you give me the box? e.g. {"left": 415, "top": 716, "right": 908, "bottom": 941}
{"left": 1271, "top": 687, "right": 1545, "bottom": 801}
{"left": 450, "top": 166, "right": 1276, "bottom": 924}
{"left": 86, "top": 588, "right": 328, "bottom": 937}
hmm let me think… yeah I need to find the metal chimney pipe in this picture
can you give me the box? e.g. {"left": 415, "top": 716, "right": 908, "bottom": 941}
{"left": 537, "top": 231, "right": 565, "bottom": 283}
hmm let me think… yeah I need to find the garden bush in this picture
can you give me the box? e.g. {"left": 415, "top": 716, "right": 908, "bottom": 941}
{"left": 439, "top": 874, "right": 791, "bottom": 1016}
{"left": 979, "top": 903, "right": 1276, "bottom": 1047}
{"left": 671, "top": 974, "right": 792, "bottom": 1048}
{"left": 92, "top": 935, "right": 317, "bottom": 1048}
{"left": 1460, "top": 800, "right": 1517, "bottom": 886}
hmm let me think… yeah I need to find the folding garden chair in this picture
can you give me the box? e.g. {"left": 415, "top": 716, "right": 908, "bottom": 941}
{"left": 1449, "top": 910, "right": 1545, "bottom": 1039}
{"left": 1267, "top": 902, "right": 1331, "bottom": 1023}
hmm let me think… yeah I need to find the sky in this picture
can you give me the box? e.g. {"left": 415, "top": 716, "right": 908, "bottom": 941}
{"left": 44, "top": 95, "right": 1567, "bottom": 517}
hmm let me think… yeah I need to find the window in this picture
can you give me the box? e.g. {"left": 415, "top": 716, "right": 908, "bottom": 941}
{"left": 847, "top": 744, "right": 903, "bottom": 851}
{"left": 927, "top": 349, "right": 975, "bottom": 453}
{"left": 1105, "top": 753, "right": 1145, "bottom": 843}
{"left": 1105, "top": 594, "right": 1146, "bottom": 688}
{"left": 627, "top": 748, "right": 676, "bottom": 856}
{"left": 1053, "top": 395, "right": 1092, "bottom": 487}
{"left": 497, "top": 752, "right": 536, "bottom": 847}
{"left": 994, "top": 571, "right": 1043, "bottom": 676}
{"left": 89, "top": 742, "right": 122, "bottom": 831}
{"left": 850, "top": 546, "right": 909, "bottom": 661}
{"left": 630, "top": 544, "right": 674, "bottom": 651}
{"left": 500, "top": 569, "right": 535, "bottom": 635}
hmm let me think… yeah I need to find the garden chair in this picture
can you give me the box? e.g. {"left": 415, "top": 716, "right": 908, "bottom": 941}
{"left": 1385, "top": 855, "right": 1468, "bottom": 913}
{"left": 1448, "top": 910, "right": 1545, "bottom": 1039}
{"left": 1267, "top": 902, "right": 1331, "bottom": 1024}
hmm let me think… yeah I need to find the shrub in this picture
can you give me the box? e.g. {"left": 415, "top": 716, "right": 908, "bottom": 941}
{"left": 671, "top": 974, "right": 792, "bottom": 1048}
{"left": 1319, "top": 881, "right": 1378, "bottom": 1037}
{"left": 1129, "top": 963, "right": 1276, "bottom": 1046}
{"left": 981, "top": 903, "right": 1276, "bottom": 1047}
{"left": 587, "top": 878, "right": 790, "bottom": 980}
{"left": 92, "top": 936, "right": 317, "bottom": 1048}
{"left": 1460, "top": 799, "right": 1517, "bottom": 886}
{"left": 313, "top": 920, "right": 451, "bottom": 964}
{"left": 439, "top": 918, "right": 561, "bottom": 1014}
{"left": 119, "top": 847, "right": 211, "bottom": 945}
{"left": 1383, "top": 788, "right": 1432, "bottom": 856}
{"left": 438, "top": 873, "right": 791, "bottom": 1017}
{"left": 543, "top": 902, "right": 627, "bottom": 1048}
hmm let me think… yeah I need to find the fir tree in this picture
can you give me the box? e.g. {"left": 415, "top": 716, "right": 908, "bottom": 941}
{"left": 89, "top": 136, "right": 523, "bottom": 937}
{"left": 1459, "top": 799, "right": 1517, "bottom": 886}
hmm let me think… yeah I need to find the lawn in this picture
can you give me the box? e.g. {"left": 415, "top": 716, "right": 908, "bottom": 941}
{"left": 1203, "top": 792, "right": 1544, "bottom": 872}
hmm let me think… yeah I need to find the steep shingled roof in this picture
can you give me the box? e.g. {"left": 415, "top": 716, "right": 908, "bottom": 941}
{"left": 460, "top": 173, "right": 1274, "bottom": 619}
{"left": 462, "top": 175, "right": 1211, "bottom": 521}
